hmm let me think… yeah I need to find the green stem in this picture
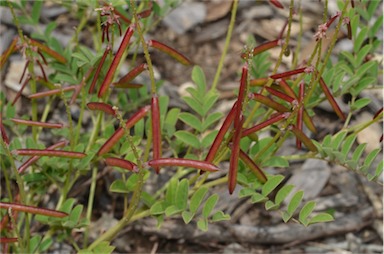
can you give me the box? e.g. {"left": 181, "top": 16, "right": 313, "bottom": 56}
{"left": 210, "top": 0, "right": 239, "bottom": 92}
{"left": 83, "top": 166, "right": 98, "bottom": 248}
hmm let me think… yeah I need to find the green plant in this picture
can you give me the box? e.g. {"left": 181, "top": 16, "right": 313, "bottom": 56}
{"left": 0, "top": 0, "right": 382, "bottom": 253}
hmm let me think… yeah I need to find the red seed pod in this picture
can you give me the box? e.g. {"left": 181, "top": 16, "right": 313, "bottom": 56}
{"left": 15, "top": 149, "right": 86, "bottom": 159}
{"left": 269, "top": 0, "right": 284, "bottom": 9}
{"left": 12, "top": 75, "right": 31, "bottom": 106}
{"left": 0, "top": 36, "right": 18, "bottom": 69}
{"left": 148, "top": 158, "right": 219, "bottom": 172}
{"left": 89, "top": 45, "right": 111, "bottom": 94}
{"left": 112, "top": 83, "right": 143, "bottom": 89}
{"left": 242, "top": 112, "right": 290, "bottom": 137}
{"left": 288, "top": 125, "right": 317, "bottom": 152}
{"left": 137, "top": 8, "right": 152, "bottom": 19}
{"left": 0, "top": 113, "right": 9, "bottom": 145}
{"left": 234, "top": 64, "right": 248, "bottom": 131}
{"left": 98, "top": 25, "right": 135, "bottom": 98}
{"left": 265, "top": 87, "right": 295, "bottom": 103}
{"left": 87, "top": 102, "right": 116, "bottom": 116}
{"left": 0, "top": 202, "right": 68, "bottom": 218}
{"left": 105, "top": 157, "right": 138, "bottom": 172}
{"left": 29, "top": 39, "right": 67, "bottom": 64}
{"left": 28, "top": 85, "right": 77, "bottom": 99}
{"left": 249, "top": 78, "right": 269, "bottom": 87}
{"left": 270, "top": 66, "right": 313, "bottom": 80}
{"left": 148, "top": 40, "right": 192, "bottom": 66}
{"left": 373, "top": 107, "right": 383, "bottom": 120}
{"left": 97, "top": 105, "right": 150, "bottom": 156}
{"left": 296, "top": 82, "right": 305, "bottom": 149}
{"left": 228, "top": 116, "right": 244, "bottom": 194}
{"left": 0, "top": 238, "right": 18, "bottom": 243}
{"left": 116, "top": 63, "right": 148, "bottom": 84}
{"left": 250, "top": 93, "right": 290, "bottom": 113}
{"left": 318, "top": 77, "right": 346, "bottom": 121}
{"left": 238, "top": 149, "right": 267, "bottom": 183}
{"left": 151, "top": 95, "right": 162, "bottom": 173}
{"left": 11, "top": 119, "right": 63, "bottom": 129}
{"left": 241, "top": 39, "right": 281, "bottom": 59}
{"left": 205, "top": 102, "right": 237, "bottom": 163}
{"left": 18, "top": 140, "right": 68, "bottom": 173}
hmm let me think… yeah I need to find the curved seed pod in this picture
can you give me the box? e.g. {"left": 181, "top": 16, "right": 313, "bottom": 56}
{"left": 242, "top": 112, "right": 290, "bottom": 137}
{"left": 89, "top": 46, "right": 111, "bottom": 94}
{"left": 28, "top": 85, "right": 77, "bottom": 99}
{"left": 238, "top": 149, "right": 267, "bottom": 183}
{"left": 15, "top": 149, "right": 86, "bottom": 159}
{"left": 98, "top": 25, "right": 135, "bottom": 97}
{"left": 319, "top": 77, "right": 346, "bottom": 121}
{"left": 105, "top": 157, "right": 138, "bottom": 172}
{"left": 87, "top": 102, "right": 116, "bottom": 116}
{"left": 151, "top": 95, "right": 162, "bottom": 173}
{"left": 29, "top": 39, "right": 67, "bottom": 64}
{"left": 0, "top": 202, "right": 68, "bottom": 218}
{"left": 11, "top": 119, "right": 63, "bottom": 129}
{"left": 250, "top": 93, "right": 290, "bottom": 112}
{"left": 0, "top": 36, "right": 18, "bottom": 69}
{"left": 288, "top": 125, "right": 317, "bottom": 152}
{"left": 205, "top": 102, "right": 237, "bottom": 163}
{"left": 18, "top": 140, "right": 68, "bottom": 173}
{"left": 116, "top": 63, "right": 147, "bottom": 84}
{"left": 148, "top": 158, "right": 219, "bottom": 172}
{"left": 148, "top": 40, "right": 192, "bottom": 66}
{"left": 97, "top": 105, "right": 150, "bottom": 156}
{"left": 229, "top": 116, "right": 244, "bottom": 194}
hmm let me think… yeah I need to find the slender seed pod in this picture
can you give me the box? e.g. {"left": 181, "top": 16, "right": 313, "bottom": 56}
{"left": 234, "top": 64, "right": 248, "bottom": 130}
{"left": 116, "top": 63, "right": 147, "bottom": 84}
{"left": 112, "top": 83, "right": 143, "bottom": 89}
{"left": 148, "top": 40, "right": 192, "bottom": 65}
{"left": 89, "top": 46, "right": 111, "bottom": 94}
{"left": 0, "top": 36, "right": 18, "bottom": 69}
{"left": 11, "top": 119, "right": 63, "bottom": 129}
{"left": 19, "top": 59, "right": 30, "bottom": 84}
{"left": 97, "top": 105, "right": 150, "bottom": 156}
{"left": 87, "top": 102, "right": 116, "bottom": 116}
{"left": 113, "top": 8, "right": 131, "bottom": 24}
{"left": 238, "top": 149, "right": 267, "bottom": 183}
{"left": 105, "top": 157, "right": 138, "bottom": 172}
{"left": 265, "top": 87, "right": 295, "bottom": 103}
{"left": 319, "top": 77, "right": 346, "bottom": 120}
{"left": 151, "top": 95, "right": 162, "bottom": 173}
{"left": 15, "top": 149, "right": 86, "bottom": 159}
{"left": 277, "top": 79, "right": 317, "bottom": 133}
{"left": 137, "top": 8, "right": 152, "bottom": 19}
{"left": 269, "top": 0, "right": 284, "bottom": 9}
{"left": 98, "top": 25, "right": 135, "bottom": 97}
{"left": 29, "top": 39, "right": 67, "bottom": 64}
{"left": 296, "top": 82, "right": 305, "bottom": 149}
{"left": 0, "top": 202, "right": 68, "bottom": 218}
{"left": 249, "top": 78, "right": 268, "bottom": 87}
{"left": 18, "top": 140, "right": 68, "bottom": 173}
{"left": 148, "top": 158, "right": 219, "bottom": 172}
{"left": 373, "top": 107, "right": 383, "bottom": 120}
{"left": 229, "top": 116, "right": 244, "bottom": 194}
{"left": 0, "top": 113, "right": 9, "bottom": 145}
{"left": 288, "top": 125, "right": 317, "bottom": 152}
{"left": 0, "top": 238, "right": 18, "bottom": 243}
{"left": 250, "top": 93, "right": 290, "bottom": 112}
{"left": 242, "top": 112, "right": 290, "bottom": 137}
{"left": 270, "top": 66, "right": 314, "bottom": 80}
{"left": 36, "top": 59, "right": 47, "bottom": 81}
{"left": 28, "top": 85, "right": 77, "bottom": 99}
{"left": 241, "top": 39, "right": 281, "bottom": 59}
{"left": 12, "top": 75, "right": 31, "bottom": 106}
{"left": 205, "top": 102, "right": 237, "bottom": 163}
{"left": 326, "top": 12, "right": 341, "bottom": 28}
